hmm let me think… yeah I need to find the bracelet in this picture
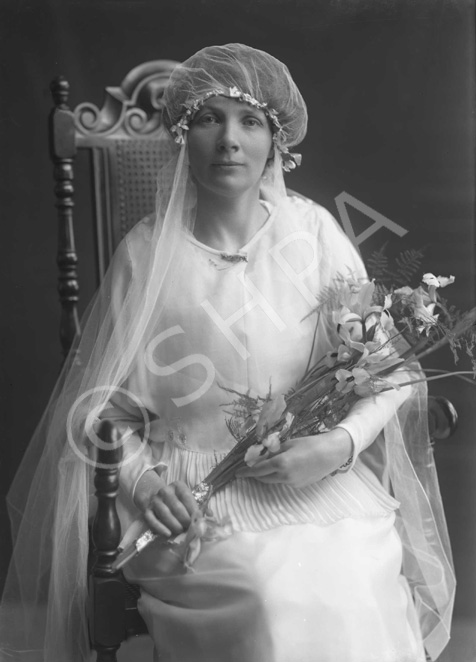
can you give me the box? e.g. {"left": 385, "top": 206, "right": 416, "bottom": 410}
{"left": 330, "top": 453, "right": 354, "bottom": 477}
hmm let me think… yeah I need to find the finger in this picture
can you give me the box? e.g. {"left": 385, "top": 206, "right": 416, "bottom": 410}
{"left": 149, "top": 497, "right": 186, "bottom": 535}
{"left": 158, "top": 487, "right": 193, "bottom": 528}
{"left": 143, "top": 508, "right": 173, "bottom": 538}
{"left": 278, "top": 439, "right": 296, "bottom": 451}
{"left": 236, "top": 463, "right": 270, "bottom": 477}
{"left": 237, "top": 458, "right": 282, "bottom": 478}
{"left": 253, "top": 474, "right": 285, "bottom": 484}
{"left": 167, "top": 498, "right": 193, "bottom": 528}
{"left": 175, "top": 482, "right": 201, "bottom": 516}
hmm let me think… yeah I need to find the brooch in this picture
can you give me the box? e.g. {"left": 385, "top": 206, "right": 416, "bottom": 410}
{"left": 219, "top": 253, "right": 248, "bottom": 264}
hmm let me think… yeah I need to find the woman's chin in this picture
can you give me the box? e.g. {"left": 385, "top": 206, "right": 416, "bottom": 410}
{"left": 196, "top": 176, "right": 262, "bottom": 200}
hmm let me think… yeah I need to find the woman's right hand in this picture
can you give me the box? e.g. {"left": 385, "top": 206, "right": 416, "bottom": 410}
{"left": 134, "top": 472, "right": 199, "bottom": 538}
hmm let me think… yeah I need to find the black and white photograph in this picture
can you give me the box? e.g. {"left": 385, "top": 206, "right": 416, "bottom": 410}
{"left": 1, "top": 1, "right": 475, "bottom": 661}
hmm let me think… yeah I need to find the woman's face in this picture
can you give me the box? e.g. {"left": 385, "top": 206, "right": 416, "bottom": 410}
{"left": 187, "top": 96, "right": 274, "bottom": 199}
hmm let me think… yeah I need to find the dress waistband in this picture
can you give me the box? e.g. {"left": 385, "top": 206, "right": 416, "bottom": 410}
{"left": 163, "top": 444, "right": 400, "bottom": 533}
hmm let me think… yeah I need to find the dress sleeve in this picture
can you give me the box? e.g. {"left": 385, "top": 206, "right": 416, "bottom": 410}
{"left": 99, "top": 389, "right": 165, "bottom": 501}
{"left": 335, "top": 375, "right": 412, "bottom": 470}
{"left": 98, "top": 227, "right": 165, "bottom": 502}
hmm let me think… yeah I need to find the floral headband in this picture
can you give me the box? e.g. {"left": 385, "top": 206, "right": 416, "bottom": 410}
{"left": 169, "top": 86, "right": 302, "bottom": 172}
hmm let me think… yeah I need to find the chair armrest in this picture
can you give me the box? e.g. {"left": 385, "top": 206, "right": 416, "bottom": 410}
{"left": 428, "top": 395, "right": 458, "bottom": 441}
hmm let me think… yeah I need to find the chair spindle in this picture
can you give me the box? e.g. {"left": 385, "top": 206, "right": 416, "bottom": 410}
{"left": 49, "top": 76, "right": 81, "bottom": 362}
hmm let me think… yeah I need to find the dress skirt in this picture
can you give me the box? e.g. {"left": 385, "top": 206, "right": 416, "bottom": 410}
{"left": 125, "top": 512, "right": 426, "bottom": 662}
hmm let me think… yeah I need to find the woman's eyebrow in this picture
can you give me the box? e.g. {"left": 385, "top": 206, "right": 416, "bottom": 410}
{"left": 198, "top": 101, "right": 265, "bottom": 117}
{"left": 194, "top": 104, "right": 220, "bottom": 117}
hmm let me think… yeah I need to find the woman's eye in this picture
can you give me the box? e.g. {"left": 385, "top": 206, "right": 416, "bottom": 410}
{"left": 244, "top": 117, "right": 262, "bottom": 127}
{"left": 197, "top": 114, "right": 219, "bottom": 125}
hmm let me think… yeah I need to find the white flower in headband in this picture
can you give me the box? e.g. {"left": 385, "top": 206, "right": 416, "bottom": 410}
{"left": 228, "top": 86, "right": 242, "bottom": 99}
{"left": 170, "top": 87, "right": 302, "bottom": 171}
{"left": 280, "top": 149, "right": 303, "bottom": 172}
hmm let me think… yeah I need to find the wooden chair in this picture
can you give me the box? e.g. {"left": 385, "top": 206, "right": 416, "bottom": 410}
{"left": 49, "top": 61, "right": 179, "bottom": 661}
{"left": 49, "top": 59, "right": 178, "bottom": 360}
{"left": 88, "top": 421, "right": 148, "bottom": 661}
{"left": 49, "top": 63, "right": 459, "bottom": 662}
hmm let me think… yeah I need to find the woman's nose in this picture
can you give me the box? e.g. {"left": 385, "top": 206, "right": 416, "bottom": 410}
{"left": 217, "top": 121, "right": 239, "bottom": 151}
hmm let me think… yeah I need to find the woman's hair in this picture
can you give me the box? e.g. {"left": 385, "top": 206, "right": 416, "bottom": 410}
{"left": 163, "top": 43, "right": 308, "bottom": 149}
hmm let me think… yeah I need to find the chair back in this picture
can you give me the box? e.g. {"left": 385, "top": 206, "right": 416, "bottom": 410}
{"left": 49, "top": 60, "right": 179, "bottom": 359}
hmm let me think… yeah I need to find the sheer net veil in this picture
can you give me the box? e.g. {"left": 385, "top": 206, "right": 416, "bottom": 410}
{"left": 1, "top": 44, "right": 454, "bottom": 662}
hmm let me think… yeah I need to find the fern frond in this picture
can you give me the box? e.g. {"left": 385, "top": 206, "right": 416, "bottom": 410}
{"left": 373, "top": 281, "right": 391, "bottom": 305}
{"left": 393, "top": 248, "right": 426, "bottom": 285}
{"left": 365, "top": 244, "right": 426, "bottom": 289}
{"left": 366, "top": 243, "right": 390, "bottom": 281}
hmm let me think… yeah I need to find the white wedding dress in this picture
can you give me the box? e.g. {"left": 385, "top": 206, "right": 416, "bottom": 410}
{"left": 107, "top": 196, "right": 426, "bottom": 662}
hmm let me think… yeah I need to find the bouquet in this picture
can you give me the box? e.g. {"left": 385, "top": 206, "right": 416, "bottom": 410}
{"left": 113, "top": 272, "right": 476, "bottom": 571}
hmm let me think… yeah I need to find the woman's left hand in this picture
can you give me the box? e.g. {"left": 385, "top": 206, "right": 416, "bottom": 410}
{"left": 235, "top": 428, "right": 353, "bottom": 488}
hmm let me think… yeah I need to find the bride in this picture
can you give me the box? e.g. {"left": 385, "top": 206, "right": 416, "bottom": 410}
{"left": 1, "top": 44, "right": 454, "bottom": 662}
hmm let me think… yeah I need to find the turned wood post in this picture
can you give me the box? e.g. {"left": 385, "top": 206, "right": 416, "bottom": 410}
{"left": 49, "top": 76, "right": 81, "bottom": 362}
{"left": 90, "top": 420, "right": 126, "bottom": 662}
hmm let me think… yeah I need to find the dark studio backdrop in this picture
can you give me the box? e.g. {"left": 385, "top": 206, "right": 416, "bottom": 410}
{"left": 1, "top": 0, "right": 475, "bottom": 647}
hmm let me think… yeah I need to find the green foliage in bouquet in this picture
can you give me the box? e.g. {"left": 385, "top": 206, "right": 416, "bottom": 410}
{"left": 367, "top": 243, "right": 426, "bottom": 290}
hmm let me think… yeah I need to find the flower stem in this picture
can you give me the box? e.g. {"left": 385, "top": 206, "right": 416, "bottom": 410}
{"left": 383, "top": 371, "right": 476, "bottom": 389}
